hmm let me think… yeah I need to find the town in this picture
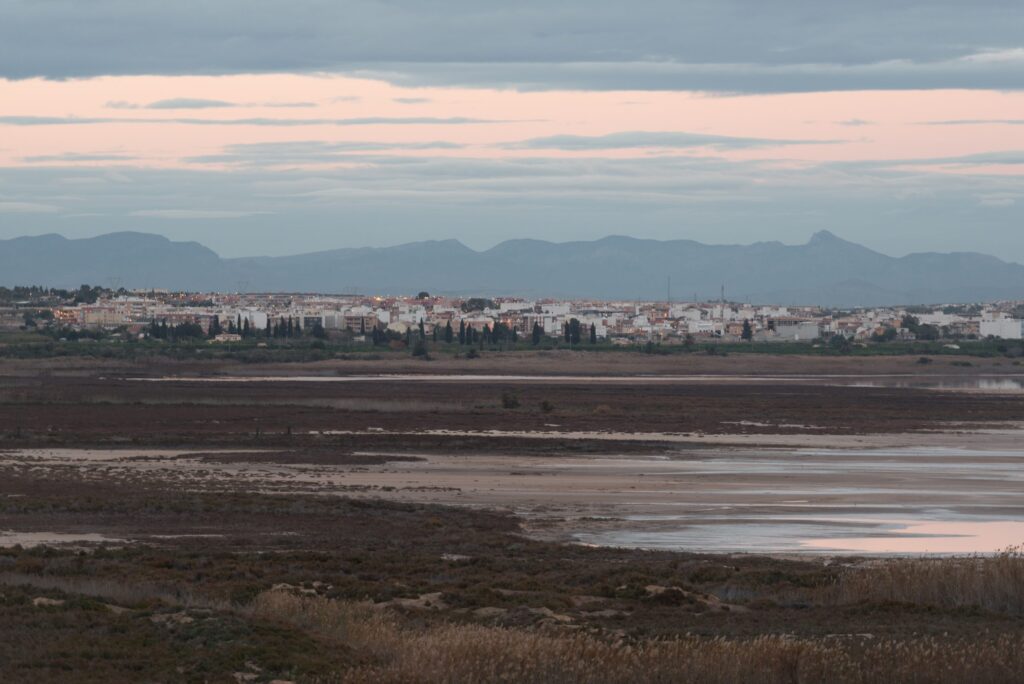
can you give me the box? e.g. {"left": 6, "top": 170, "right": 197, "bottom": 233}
{"left": 4, "top": 284, "right": 1023, "bottom": 347}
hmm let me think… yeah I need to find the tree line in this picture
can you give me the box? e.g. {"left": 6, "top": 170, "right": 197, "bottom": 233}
{"left": 149, "top": 315, "right": 327, "bottom": 341}
{"left": 362, "top": 317, "right": 601, "bottom": 351}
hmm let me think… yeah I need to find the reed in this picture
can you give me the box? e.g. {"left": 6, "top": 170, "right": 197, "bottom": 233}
{"left": 253, "top": 589, "right": 1024, "bottom": 683}
{"left": 827, "top": 545, "right": 1024, "bottom": 614}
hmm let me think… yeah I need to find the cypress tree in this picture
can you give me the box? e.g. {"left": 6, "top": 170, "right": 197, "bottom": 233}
{"left": 444, "top": 321, "right": 453, "bottom": 343}
{"left": 458, "top": 320, "right": 466, "bottom": 345}
{"left": 532, "top": 322, "right": 542, "bottom": 346}
{"left": 590, "top": 323, "right": 597, "bottom": 344}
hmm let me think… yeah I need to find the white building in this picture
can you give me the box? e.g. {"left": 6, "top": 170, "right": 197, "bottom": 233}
{"left": 500, "top": 301, "right": 535, "bottom": 313}
{"left": 774, "top": 321, "right": 821, "bottom": 341}
{"left": 980, "top": 315, "right": 1024, "bottom": 340}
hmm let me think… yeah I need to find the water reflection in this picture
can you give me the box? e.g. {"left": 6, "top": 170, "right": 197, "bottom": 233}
{"left": 578, "top": 516, "right": 1024, "bottom": 556}
{"left": 803, "top": 519, "right": 1024, "bottom": 554}
{"left": 132, "top": 373, "right": 1024, "bottom": 393}
{"left": 849, "top": 377, "right": 1024, "bottom": 393}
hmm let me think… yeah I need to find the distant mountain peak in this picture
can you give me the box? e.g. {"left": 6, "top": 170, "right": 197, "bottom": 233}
{"left": 1, "top": 230, "right": 1021, "bottom": 305}
{"left": 808, "top": 229, "right": 842, "bottom": 244}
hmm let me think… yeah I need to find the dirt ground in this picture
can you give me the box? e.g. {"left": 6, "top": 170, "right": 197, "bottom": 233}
{"left": 2, "top": 353, "right": 1024, "bottom": 681}
{"left": 3, "top": 352, "right": 1024, "bottom": 447}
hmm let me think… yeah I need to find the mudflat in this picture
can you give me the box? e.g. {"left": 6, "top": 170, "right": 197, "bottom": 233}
{"left": 3, "top": 352, "right": 1024, "bottom": 681}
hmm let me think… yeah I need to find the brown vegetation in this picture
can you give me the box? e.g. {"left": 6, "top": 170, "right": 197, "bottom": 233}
{"left": 255, "top": 589, "right": 1024, "bottom": 683}
{"left": 828, "top": 547, "right": 1024, "bottom": 615}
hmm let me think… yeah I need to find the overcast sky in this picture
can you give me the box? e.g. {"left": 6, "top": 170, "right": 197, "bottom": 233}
{"left": 1, "top": 1, "right": 1023, "bottom": 260}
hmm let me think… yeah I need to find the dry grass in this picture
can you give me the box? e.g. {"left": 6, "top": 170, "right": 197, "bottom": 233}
{"left": 827, "top": 546, "right": 1024, "bottom": 615}
{"left": 252, "top": 589, "right": 1024, "bottom": 683}
{"left": 0, "top": 571, "right": 229, "bottom": 610}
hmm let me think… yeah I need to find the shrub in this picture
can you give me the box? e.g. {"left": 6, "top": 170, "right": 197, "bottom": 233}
{"left": 252, "top": 590, "right": 1024, "bottom": 683}
{"left": 825, "top": 546, "right": 1024, "bottom": 615}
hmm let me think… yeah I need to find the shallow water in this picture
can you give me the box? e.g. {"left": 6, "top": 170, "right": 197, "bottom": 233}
{"left": 849, "top": 377, "right": 1024, "bottom": 393}
{"left": 578, "top": 515, "right": 1024, "bottom": 556}
{"left": 561, "top": 445, "right": 1024, "bottom": 556}
{"left": 5, "top": 444, "right": 1024, "bottom": 556}
{"left": 131, "top": 373, "right": 1024, "bottom": 393}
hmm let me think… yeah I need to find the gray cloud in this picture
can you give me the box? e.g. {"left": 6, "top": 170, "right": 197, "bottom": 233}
{"left": 2, "top": 1, "right": 1023, "bottom": 92}
{"left": 920, "top": 119, "right": 1024, "bottom": 126}
{"left": 184, "top": 140, "right": 465, "bottom": 166}
{"left": 105, "top": 98, "right": 237, "bottom": 109}
{"left": 146, "top": 98, "right": 236, "bottom": 109}
{"left": 263, "top": 101, "right": 317, "bottom": 108}
{"left": 394, "top": 97, "right": 431, "bottom": 104}
{"left": 895, "top": 151, "right": 1024, "bottom": 166}
{"left": 21, "top": 152, "right": 138, "bottom": 163}
{"left": 110, "top": 99, "right": 317, "bottom": 109}
{"left": 0, "top": 200, "right": 61, "bottom": 213}
{"left": 130, "top": 209, "right": 269, "bottom": 219}
{"left": 0, "top": 116, "right": 115, "bottom": 125}
{"left": 354, "top": 56, "right": 1024, "bottom": 93}
{"left": 504, "top": 131, "right": 838, "bottom": 151}
{"left": 0, "top": 115, "right": 502, "bottom": 126}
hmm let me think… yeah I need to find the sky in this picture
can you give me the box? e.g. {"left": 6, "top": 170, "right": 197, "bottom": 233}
{"left": 1, "top": 1, "right": 1024, "bottom": 261}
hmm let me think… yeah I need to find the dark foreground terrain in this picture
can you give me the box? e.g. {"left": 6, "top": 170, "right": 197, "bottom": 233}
{"left": 2, "top": 353, "right": 1024, "bottom": 682}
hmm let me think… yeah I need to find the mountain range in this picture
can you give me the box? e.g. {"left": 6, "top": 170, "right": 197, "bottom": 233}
{"left": 2, "top": 230, "right": 1022, "bottom": 306}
